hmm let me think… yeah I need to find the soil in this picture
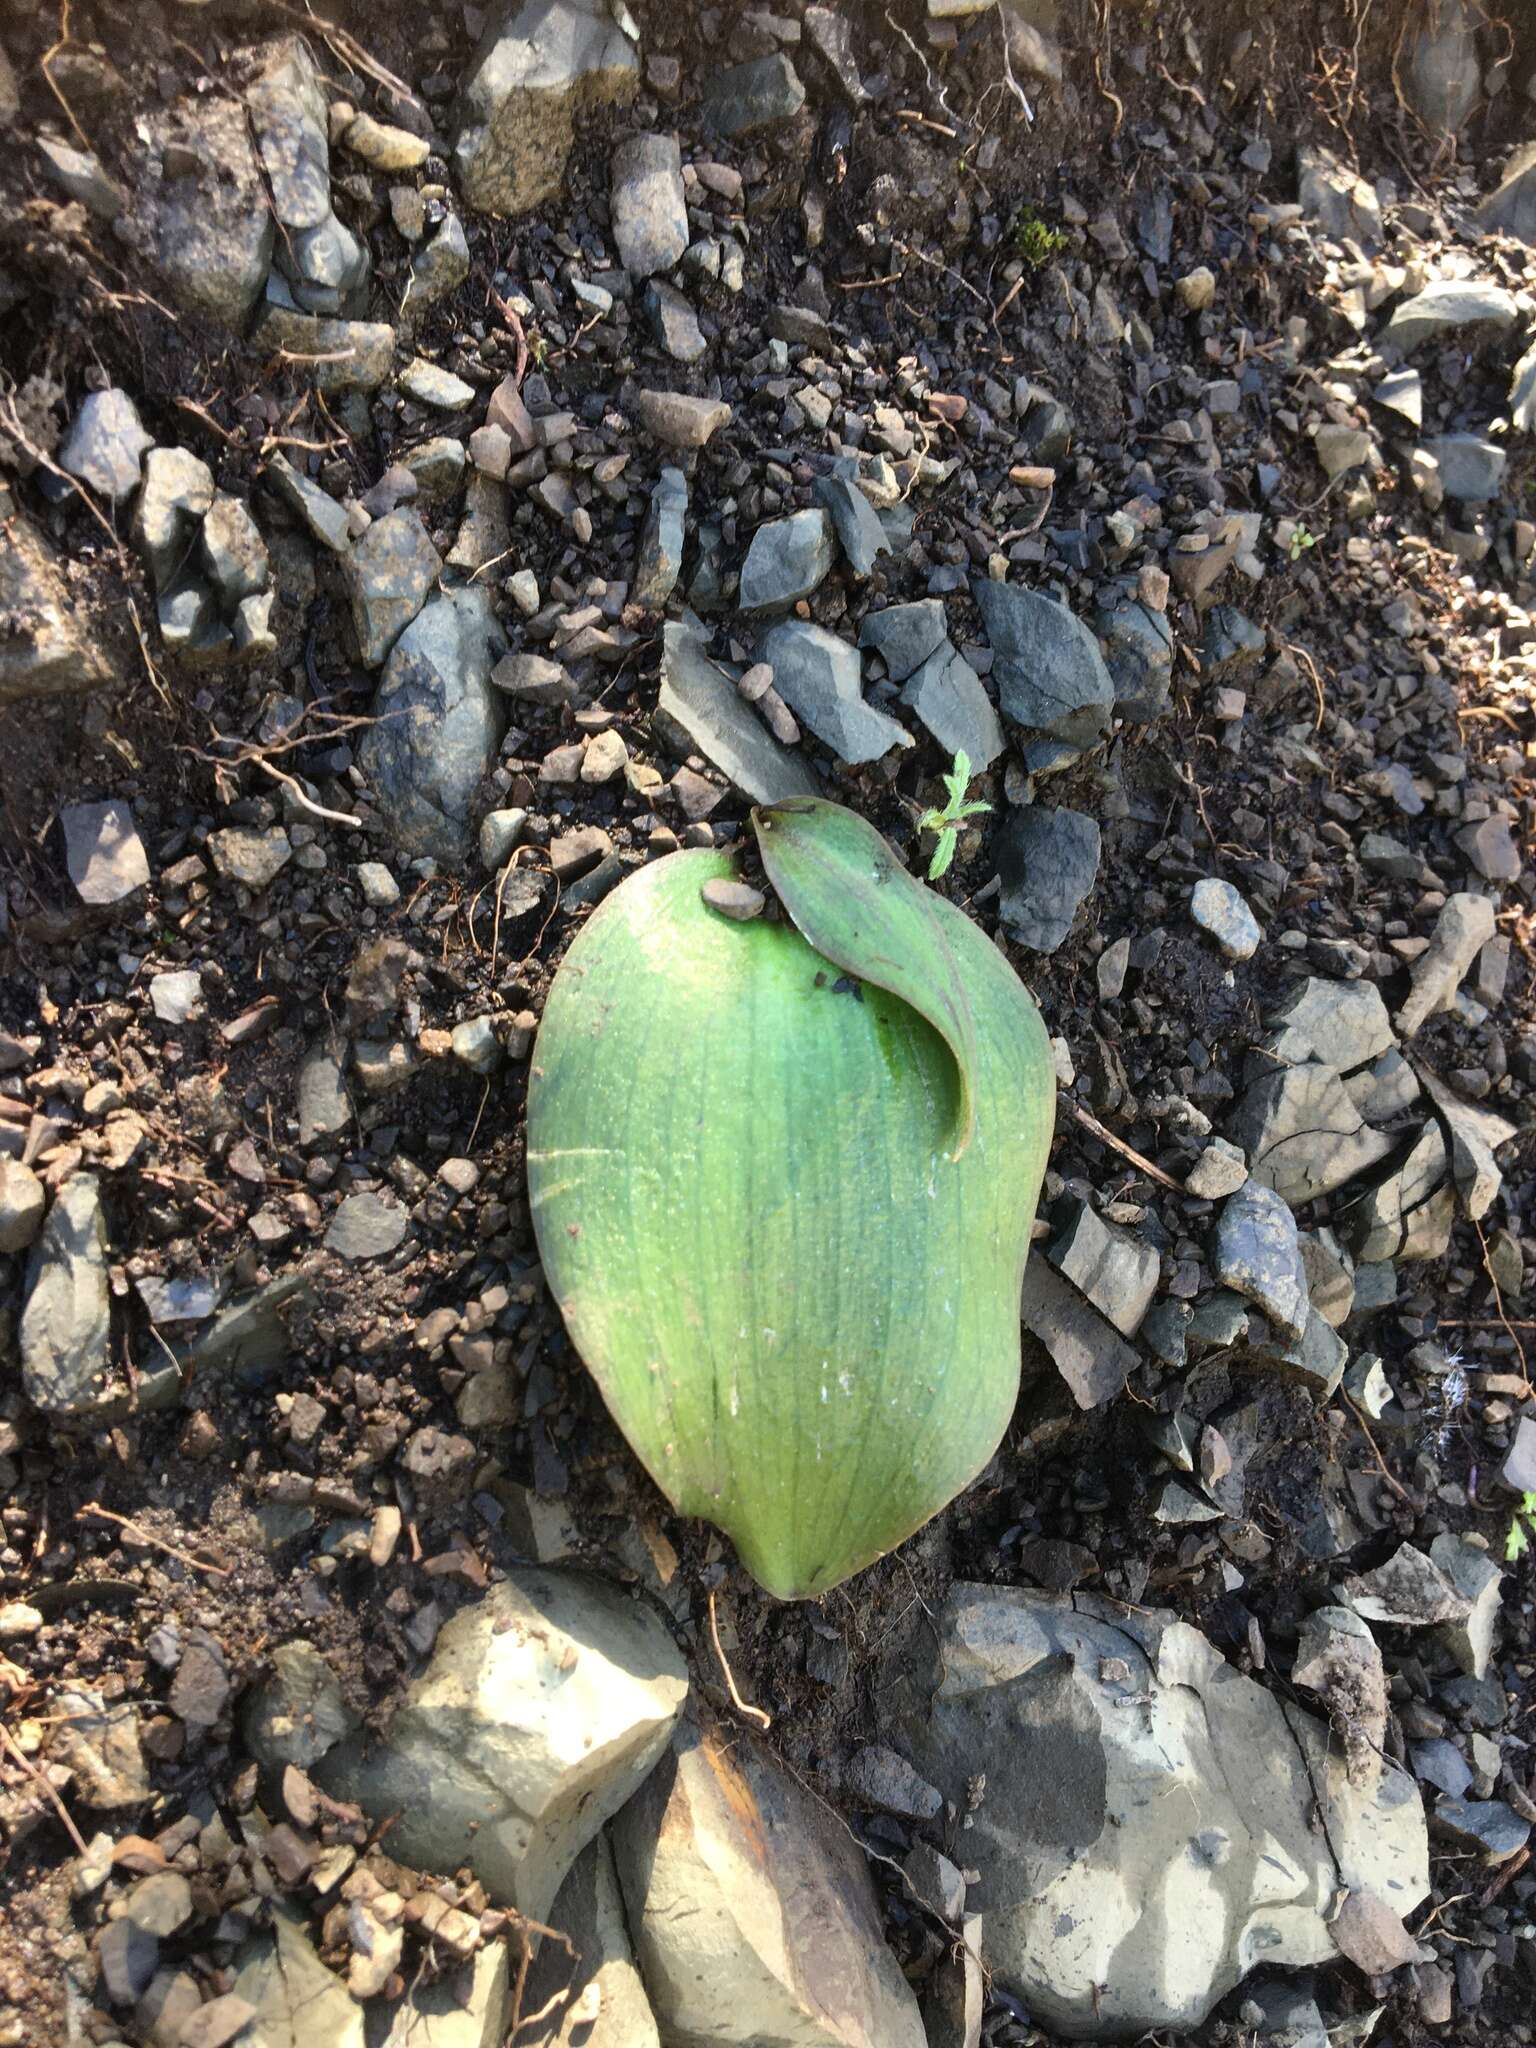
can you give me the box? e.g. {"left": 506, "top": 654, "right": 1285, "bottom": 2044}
{"left": 2, "top": 1, "right": 1536, "bottom": 2044}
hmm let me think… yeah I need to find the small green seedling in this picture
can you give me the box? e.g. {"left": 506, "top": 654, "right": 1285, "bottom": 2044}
{"left": 1505, "top": 1491, "right": 1536, "bottom": 1563}
{"left": 1011, "top": 207, "right": 1069, "bottom": 270}
{"left": 919, "top": 752, "right": 992, "bottom": 881}
{"left": 1289, "top": 523, "right": 1318, "bottom": 561}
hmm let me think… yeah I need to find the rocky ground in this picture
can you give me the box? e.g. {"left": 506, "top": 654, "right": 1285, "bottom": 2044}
{"left": 2, "top": 0, "right": 1536, "bottom": 2044}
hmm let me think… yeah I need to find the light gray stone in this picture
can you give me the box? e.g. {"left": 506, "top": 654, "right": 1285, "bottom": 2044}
{"left": 975, "top": 581, "right": 1113, "bottom": 751}
{"left": 455, "top": 0, "right": 639, "bottom": 216}
{"left": 738, "top": 508, "right": 836, "bottom": 611}
{"left": 0, "top": 1158, "right": 46, "bottom": 1254}
{"left": 1296, "top": 145, "right": 1382, "bottom": 250}
{"left": 1020, "top": 1257, "right": 1139, "bottom": 1410}
{"left": 1479, "top": 142, "right": 1536, "bottom": 247}
{"left": 251, "top": 309, "right": 397, "bottom": 394}
{"left": 325, "top": 1190, "right": 408, "bottom": 1260}
{"left": 813, "top": 473, "right": 891, "bottom": 578}
{"left": 243, "top": 1641, "right": 360, "bottom": 1771}
{"left": 896, "top": 1586, "right": 1429, "bottom": 2036}
{"left": 1502, "top": 1415, "right": 1536, "bottom": 1494}
{"left": 58, "top": 389, "right": 152, "bottom": 503}
{"left": 632, "top": 466, "right": 688, "bottom": 608}
{"left": 901, "top": 643, "right": 1003, "bottom": 771}
{"left": 207, "top": 826, "right": 292, "bottom": 891}
{"left": 48, "top": 1687, "right": 149, "bottom": 1809}
{"left": 360, "top": 587, "right": 509, "bottom": 861}
{"left": 233, "top": 1907, "right": 364, "bottom": 2048}
{"left": 297, "top": 1039, "right": 351, "bottom": 1144}
{"left": 19, "top": 1175, "right": 114, "bottom": 1417}
{"left": 1396, "top": 893, "right": 1497, "bottom": 1037}
{"left": 61, "top": 800, "right": 149, "bottom": 905}
{"left": 146, "top": 93, "right": 273, "bottom": 327}
{"left": 1229, "top": 1062, "right": 1394, "bottom": 1206}
{"left": 645, "top": 278, "right": 706, "bottom": 362}
{"left": 1403, "top": 0, "right": 1480, "bottom": 135}
{"left": 654, "top": 613, "right": 817, "bottom": 802}
{"left": 1431, "top": 1535, "right": 1502, "bottom": 1682}
{"left": 1343, "top": 1046, "right": 1420, "bottom": 1124}
{"left": 759, "top": 619, "right": 912, "bottom": 764}
{"left": 613, "top": 1712, "right": 926, "bottom": 2048}
{"left": 265, "top": 453, "right": 350, "bottom": 552}
{"left": 0, "top": 516, "right": 112, "bottom": 704}
{"left": 201, "top": 493, "right": 269, "bottom": 607}
{"left": 1186, "top": 1137, "right": 1248, "bottom": 1200}
{"left": 407, "top": 214, "right": 471, "bottom": 317}
{"left": 611, "top": 132, "right": 689, "bottom": 277}
{"left": 1191, "top": 877, "right": 1262, "bottom": 960}
{"left": 398, "top": 360, "right": 476, "bottom": 410}
{"left": 319, "top": 1570, "right": 687, "bottom": 1920}
{"left": 242, "top": 35, "right": 331, "bottom": 230}
{"left": 149, "top": 969, "right": 204, "bottom": 1025}
{"left": 1293, "top": 1606, "right": 1386, "bottom": 1788}
{"left": 1422, "top": 434, "right": 1507, "bottom": 503}
{"left": 1380, "top": 281, "right": 1519, "bottom": 355}
{"left": 374, "top": 1943, "right": 510, "bottom": 2048}
{"left": 1048, "top": 1198, "right": 1159, "bottom": 1337}
{"left": 995, "top": 804, "right": 1100, "bottom": 953}
{"left": 1267, "top": 978, "right": 1395, "bottom": 1074}
{"left": 1212, "top": 1181, "right": 1310, "bottom": 1340}
{"left": 1418, "top": 1068, "right": 1518, "bottom": 1222}
{"left": 859, "top": 600, "right": 947, "bottom": 682}
{"left": 632, "top": 388, "right": 731, "bottom": 448}
{"left": 1097, "top": 597, "right": 1173, "bottom": 722}
{"left": 343, "top": 508, "right": 441, "bottom": 667}
{"left": 1337, "top": 1122, "right": 1454, "bottom": 1265}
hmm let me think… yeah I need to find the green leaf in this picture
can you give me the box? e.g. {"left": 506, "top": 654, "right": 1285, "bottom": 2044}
{"left": 927, "top": 827, "right": 958, "bottom": 881}
{"left": 526, "top": 800, "right": 1055, "bottom": 1600}
{"left": 1506, "top": 1515, "right": 1530, "bottom": 1565}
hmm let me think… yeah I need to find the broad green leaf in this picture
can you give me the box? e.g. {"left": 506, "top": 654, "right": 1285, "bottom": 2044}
{"left": 527, "top": 801, "right": 1055, "bottom": 1600}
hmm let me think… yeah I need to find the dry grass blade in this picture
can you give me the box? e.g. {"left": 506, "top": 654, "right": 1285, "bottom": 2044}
{"left": 1061, "top": 1096, "right": 1186, "bottom": 1195}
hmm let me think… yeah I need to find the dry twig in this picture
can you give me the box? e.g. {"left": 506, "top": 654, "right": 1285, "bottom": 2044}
{"left": 1060, "top": 1097, "right": 1187, "bottom": 1197}
{"left": 0, "top": 1718, "right": 89, "bottom": 1856}
{"left": 77, "top": 1501, "right": 232, "bottom": 1578}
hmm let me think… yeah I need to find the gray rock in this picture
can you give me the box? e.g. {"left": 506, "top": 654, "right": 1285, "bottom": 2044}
{"left": 738, "top": 508, "right": 836, "bottom": 611}
{"left": 455, "top": 0, "right": 639, "bottom": 216}
{"left": 145, "top": 93, "right": 273, "bottom": 326}
{"left": 1293, "top": 1606, "right": 1387, "bottom": 1788}
{"left": 1345, "top": 1046, "right": 1420, "bottom": 1124}
{"left": 1048, "top": 1198, "right": 1159, "bottom": 1337}
{"left": 407, "top": 214, "right": 471, "bottom": 318}
{"left": 632, "top": 387, "right": 731, "bottom": 448}
{"left": 1419, "top": 1068, "right": 1518, "bottom": 1223}
{"left": 1314, "top": 423, "right": 1378, "bottom": 478}
{"left": 1479, "top": 142, "right": 1536, "bottom": 247}
{"left": 491, "top": 651, "right": 577, "bottom": 706}
{"left": 398, "top": 360, "right": 476, "bottom": 410}
{"left": 374, "top": 1944, "right": 510, "bottom": 2048}
{"left": 1431, "top": 1534, "right": 1503, "bottom": 1682}
{"left": 320, "top": 1569, "right": 687, "bottom": 1918}
{"left": 243, "top": 1641, "right": 360, "bottom": 1771}
{"left": 1373, "top": 367, "right": 1423, "bottom": 428}
{"left": 900, "top": 643, "right": 1003, "bottom": 771}
{"left": 1337, "top": 1122, "right": 1454, "bottom": 1265}
{"left": 1456, "top": 813, "right": 1522, "bottom": 882}
{"left": 250, "top": 308, "right": 397, "bottom": 394}
{"left": 0, "top": 1158, "right": 46, "bottom": 1254}
{"left": 847, "top": 1743, "right": 943, "bottom": 1819}
{"left": 1502, "top": 1415, "right": 1536, "bottom": 1494}
{"left": 632, "top": 466, "right": 688, "bottom": 608}
{"left": 897, "top": 1586, "right": 1429, "bottom": 2036}
{"left": 242, "top": 35, "right": 331, "bottom": 230}
{"left": 1019, "top": 1256, "right": 1139, "bottom": 1410}
{"left": 1097, "top": 597, "right": 1173, "bottom": 721}
{"left": 207, "top": 825, "right": 292, "bottom": 891}
{"left": 0, "top": 516, "right": 112, "bottom": 704}
{"left": 265, "top": 452, "right": 350, "bottom": 553}
{"left": 19, "top": 1176, "right": 113, "bottom": 1418}
{"left": 201, "top": 493, "right": 269, "bottom": 607}
{"left": 285, "top": 213, "right": 370, "bottom": 311}
{"left": 61, "top": 800, "right": 149, "bottom": 905}
{"left": 1396, "top": 892, "right": 1497, "bottom": 1037}
{"left": 1434, "top": 1798, "right": 1531, "bottom": 1864}
{"left": 98, "top": 1919, "right": 160, "bottom": 2006}
{"left": 360, "top": 587, "right": 508, "bottom": 861}
{"left": 1212, "top": 1181, "right": 1310, "bottom": 1339}
{"left": 1342, "top": 1542, "right": 1470, "bottom": 1629}
{"left": 1202, "top": 605, "right": 1266, "bottom": 679}
{"left": 58, "top": 389, "right": 152, "bottom": 503}
{"left": 859, "top": 600, "right": 948, "bottom": 682}
{"left": 149, "top": 968, "right": 203, "bottom": 1025}
{"left": 1299, "top": 1229, "right": 1355, "bottom": 1326}
{"left": 233, "top": 1906, "right": 364, "bottom": 2048}
{"left": 644, "top": 279, "right": 706, "bottom": 362}
{"left": 1296, "top": 145, "right": 1382, "bottom": 249}
{"left": 522, "top": 1835, "right": 656, "bottom": 2047}
{"left": 325, "top": 1191, "right": 408, "bottom": 1260}
{"left": 613, "top": 1713, "right": 926, "bottom": 2048}
{"left": 1229, "top": 1062, "right": 1395, "bottom": 1206}
{"left": 1403, "top": 0, "right": 1480, "bottom": 134}
{"left": 36, "top": 136, "right": 123, "bottom": 217}
{"left": 48, "top": 1686, "right": 149, "bottom": 1809}
{"left": 1191, "top": 877, "right": 1262, "bottom": 960}
{"left": 654, "top": 612, "right": 817, "bottom": 803}
{"left": 813, "top": 473, "right": 890, "bottom": 578}
{"left": 975, "top": 581, "right": 1113, "bottom": 751}
{"left": 1186, "top": 1137, "right": 1248, "bottom": 1199}
{"left": 296, "top": 1040, "right": 351, "bottom": 1144}
{"left": 611, "top": 132, "right": 688, "bottom": 277}
{"left": 995, "top": 804, "right": 1100, "bottom": 953}
{"left": 1253, "top": 1303, "right": 1349, "bottom": 1400}
{"left": 343, "top": 508, "right": 441, "bottom": 667}
{"left": 702, "top": 53, "right": 807, "bottom": 136}
{"left": 126, "top": 1871, "right": 193, "bottom": 1938}
{"left": 1512, "top": 335, "right": 1536, "bottom": 435}
{"left": 1422, "top": 434, "right": 1507, "bottom": 503}
{"left": 1380, "top": 281, "right": 1519, "bottom": 355}
{"left": 759, "top": 619, "right": 912, "bottom": 764}
{"left": 1267, "top": 978, "right": 1395, "bottom": 1073}
{"left": 1412, "top": 1739, "right": 1473, "bottom": 1799}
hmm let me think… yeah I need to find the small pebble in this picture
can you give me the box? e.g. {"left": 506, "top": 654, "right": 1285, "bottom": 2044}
{"left": 701, "top": 878, "right": 765, "bottom": 921}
